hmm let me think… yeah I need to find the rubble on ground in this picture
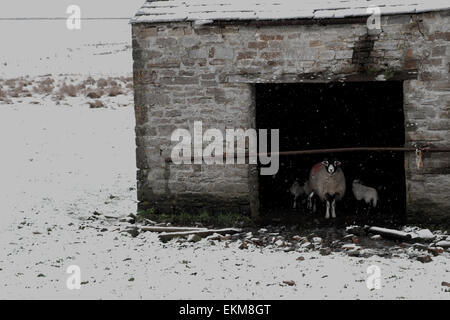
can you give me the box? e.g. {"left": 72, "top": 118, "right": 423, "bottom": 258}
{"left": 88, "top": 210, "right": 449, "bottom": 263}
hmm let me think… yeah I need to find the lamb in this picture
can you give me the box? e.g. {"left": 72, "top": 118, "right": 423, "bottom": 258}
{"left": 289, "top": 180, "right": 311, "bottom": 209}
{"left": 308, "top": 160, "right": 346, "bottom": 219}
{"left": 352, "top": 179, "right": 378, "bottom": 208}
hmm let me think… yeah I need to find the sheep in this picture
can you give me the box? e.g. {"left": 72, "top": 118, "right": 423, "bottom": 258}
{"left": 352, "top": 179, "right": 378, "bottom": 208}
{"left": 308, "top": 159, "right": 346, "bottom": 219}
{"left": 289, "top": 180, "right": 311, "bottom": 209}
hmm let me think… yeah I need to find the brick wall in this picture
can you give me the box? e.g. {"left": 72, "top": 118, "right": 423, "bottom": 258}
{"left": 132, "top": 10, "right": 450, "bottom": 220}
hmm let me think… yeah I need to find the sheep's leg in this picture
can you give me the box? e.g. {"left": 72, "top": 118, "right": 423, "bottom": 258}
{"left": 293, "top": 196, "right": 297, "bottom": 209}
{"left": 364, "top": 198, "right": 371, "bottom": 215}
{"left": 307, "top": 192, "right": 314, "bottom": 210}
{"left": 331, "top": 199, "right": 336, "bottom": 218}
{"left": 325, "top": 200, "right": 330, "bottom": 219}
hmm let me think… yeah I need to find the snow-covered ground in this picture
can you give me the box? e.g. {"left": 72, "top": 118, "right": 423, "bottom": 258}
{"left": 0, "top": 17, "right": 448, "bottom": 300}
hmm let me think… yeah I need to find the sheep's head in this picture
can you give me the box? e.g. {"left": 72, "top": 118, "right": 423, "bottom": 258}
{"left": 352, "top": 179, "right": 361, "bottom": 186}
{"left": 321, "top": 159, "right": 341, "bottom": 174}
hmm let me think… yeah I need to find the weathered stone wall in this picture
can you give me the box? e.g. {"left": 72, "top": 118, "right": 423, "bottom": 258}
{"left": 402, "top": 11, "right": 450, "bottom": 223}
{"left": 132, "top": 10, "right": 449, "bottom": 220}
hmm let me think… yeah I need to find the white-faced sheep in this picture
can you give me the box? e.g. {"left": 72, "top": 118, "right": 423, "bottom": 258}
{"left": 308, "top": 160, "right": 346, "bottom": 219}
{"left": 352, "top": 179, "right": 378, "bottom": 208}
{"left": 289, "top": 180, "right": 311, "bottom": 209}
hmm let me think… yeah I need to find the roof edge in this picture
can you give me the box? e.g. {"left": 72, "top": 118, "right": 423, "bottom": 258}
{"left": 130, "top": 7, "right": 450, "bottom": 25}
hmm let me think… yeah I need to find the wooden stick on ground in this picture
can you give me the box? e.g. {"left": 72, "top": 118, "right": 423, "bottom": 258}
{"left": 141, "top": 226, "right": 207, "bottom": 233}
{"left": 367, "top": 226, "right": 412, "bottom": 241}
{"left": 158, "top": 228, "right": 242, "bottom": 242}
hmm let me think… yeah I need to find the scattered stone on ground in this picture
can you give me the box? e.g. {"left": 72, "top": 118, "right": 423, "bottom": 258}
{"left": 187, "top": 234, "right": 201, "bottom": 243}
{"left": 112, "top": 217, "right": 449, "bottom": 264}
{"left": 417, "top": 255, "right": 433, "bottom": 263}
{"left": 320, "top": 248, "right": 332, "bottom": 256}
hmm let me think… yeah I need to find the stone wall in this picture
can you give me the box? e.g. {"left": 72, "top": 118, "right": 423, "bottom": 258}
{"left": 132, "top": 10, "right": 450, "bottom": 220}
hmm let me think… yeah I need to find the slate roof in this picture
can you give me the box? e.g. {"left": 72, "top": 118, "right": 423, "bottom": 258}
{"left": 131, "top": 0, "right": 450, "bottom": 24}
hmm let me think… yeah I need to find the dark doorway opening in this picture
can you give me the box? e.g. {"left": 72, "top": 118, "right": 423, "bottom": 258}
{"left": 256, "top": 82, "right": 406, "bottom": 227}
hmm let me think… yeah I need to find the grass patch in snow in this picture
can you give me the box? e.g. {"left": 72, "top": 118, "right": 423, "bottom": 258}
{"left": 137, "top": 209, "right": 253, "bottom": 228}
{"left": 0, "top": 75, "right": 133, "bottom": 105}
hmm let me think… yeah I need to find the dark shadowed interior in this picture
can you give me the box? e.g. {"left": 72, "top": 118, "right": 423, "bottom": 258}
{"left": 256, "top": 82, "right": 406, "bottom": 227}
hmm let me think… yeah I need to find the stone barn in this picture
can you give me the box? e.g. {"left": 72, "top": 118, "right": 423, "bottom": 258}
{"left": 131, "top": 0, "right": 450, "bottom": 225}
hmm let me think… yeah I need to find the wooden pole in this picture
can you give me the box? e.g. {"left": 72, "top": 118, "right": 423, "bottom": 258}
{"left": 165, "top": 146, "right": 450, "bottom": 163}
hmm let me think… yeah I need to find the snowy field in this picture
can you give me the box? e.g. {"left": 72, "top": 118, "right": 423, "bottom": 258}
{"left": 0, "top": 17, "right": 449, "bottom": 300}
{"left": 0, "top": 19, "right": 132, "bottom": 78}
